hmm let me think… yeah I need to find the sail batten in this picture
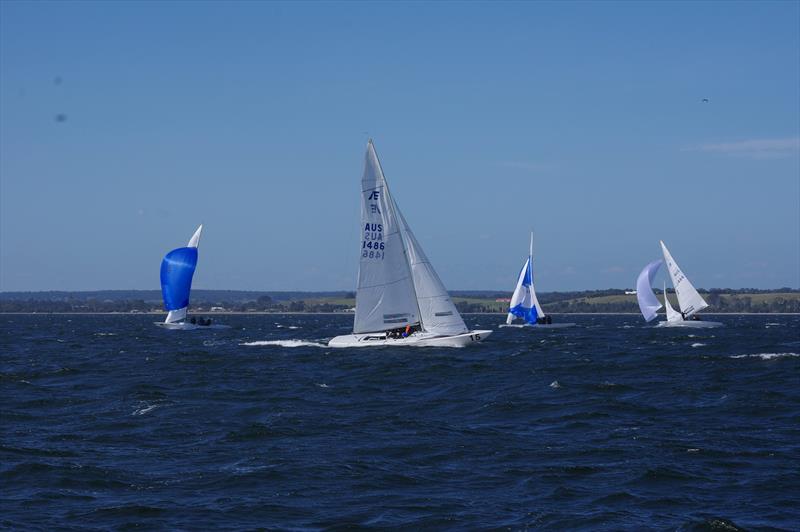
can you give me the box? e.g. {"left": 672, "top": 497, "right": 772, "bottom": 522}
{"left": 660, "top": 240, "right": 708, "bottom": 318}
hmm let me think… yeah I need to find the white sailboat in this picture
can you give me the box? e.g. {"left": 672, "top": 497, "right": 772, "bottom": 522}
{"left": 500, "top": 233, "right": 575, "bottom": 329}
{"left": 328, "top": 140, "right": 492, "bottom": 348}
{"left": 635, "top": 241, "right": 722, "bottom": 328}
{"left": 155, "top": 225, "right": 227, "bottom": 330}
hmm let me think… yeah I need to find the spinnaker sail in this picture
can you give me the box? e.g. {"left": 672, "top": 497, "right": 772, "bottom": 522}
{"left": 636, "top": 259, "right": 664, "bottom": 322}
{"left": 160, "top": 225, "right": 202, "bottom": 324}
{"left": 506, "top": 233, "right": 546, "bottom": 325}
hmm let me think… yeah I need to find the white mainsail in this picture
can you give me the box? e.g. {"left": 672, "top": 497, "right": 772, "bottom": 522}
{"left": 396, "top": 208, "right": 468, "bottom": 335}
{"left": 663, "top": 283, "right": 682, "bottom": 323}
{"left": 636, "top": 259, "right": 663, "bottom": 322}
{"left": 660, "top": 240, "right": 708, "bottom": 318}
{"left": 165, "top": 224, "right": 202, "bottom": 324}
{"left": 353, "top": 141, "right": 420, "bottom": 334}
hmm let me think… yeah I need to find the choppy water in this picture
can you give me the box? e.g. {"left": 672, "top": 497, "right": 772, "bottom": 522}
{"left": 1, "top": 313, "right": 799, "bottom": 530}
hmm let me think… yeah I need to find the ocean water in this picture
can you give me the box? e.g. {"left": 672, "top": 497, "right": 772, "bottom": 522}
{"left": 1, "top": 313, "right": 798, "bottom": 530}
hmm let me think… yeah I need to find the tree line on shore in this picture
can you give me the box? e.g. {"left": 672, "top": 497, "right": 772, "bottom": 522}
{"left": 1, "top": 289, "right": 798, "bottom": 313}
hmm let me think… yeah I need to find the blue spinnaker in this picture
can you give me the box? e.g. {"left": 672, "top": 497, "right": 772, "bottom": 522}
{"left": 160, "top": 247, "right": 198, "bottom": 311}
{"left": 508, "top": 258, "right": 539, "bottom": 325}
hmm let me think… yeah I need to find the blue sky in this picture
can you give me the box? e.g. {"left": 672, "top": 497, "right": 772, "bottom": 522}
{"left": 1, "top": 1, "right": 798, "bottom": 291}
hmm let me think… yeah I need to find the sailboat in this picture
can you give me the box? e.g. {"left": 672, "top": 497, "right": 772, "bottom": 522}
{"left": 328, "top": 140, "right": 492, "bottom": 347}
{"left": 500, "top": 233, "right": 575, "bottom": 329}
{"left": 155, "top": 225, "right": 227, "bottom": 330}
{"left": 635, "top": 240, "right": 722, "bottom": 328}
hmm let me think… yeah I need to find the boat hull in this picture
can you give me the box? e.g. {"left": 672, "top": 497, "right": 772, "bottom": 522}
{"left": 328, "top": 329, "right": 492, "bottom": 348}
{"left": 499, "top": 323, "right": 577, "bottom": 329}
{"left": 655, "top": 320, "right": 723, "bottom": 329}
{"left": 154, "top": 322, "right": 231, "bottom": 330}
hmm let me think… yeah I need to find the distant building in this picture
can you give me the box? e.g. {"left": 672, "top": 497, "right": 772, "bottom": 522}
{"left": 210, "top": 306, "right": 227, "bottom": 312}
{"left": 624, "top": 290, "right": 637, "bottom": 295}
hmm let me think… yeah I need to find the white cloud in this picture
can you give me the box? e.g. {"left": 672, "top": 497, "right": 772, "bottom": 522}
{"left": 686, "top": 137, "right": 800, "bottom": 159}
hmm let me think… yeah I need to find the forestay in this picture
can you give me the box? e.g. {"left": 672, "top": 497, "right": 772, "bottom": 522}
{"left": 636, "top": 259, "right": 663, "bottom": 322}
{"left": 397, "top": 208, "right": 467, "bottom": 335}
{"left": 660, "top": 241, "right": 708, "bottom": 318}
{"left": 353, "top": 141, "right": 420, "bottom": 334}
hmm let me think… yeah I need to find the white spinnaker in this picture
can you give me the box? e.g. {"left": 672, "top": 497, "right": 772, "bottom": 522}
{"left": 663, "top": 283, "right": 682, "bottom": 323}
{"left": 353, "top": 141, "right": 420, "bottom": 334}
{"left": 636, "top": 259, "right": 663, "bottom": 322}
{"left": 660, "top": 241, "right": 708, "bottom": 318}
{"left": 396, "top": 208, "right": 467, "bottom": 335}
{"left": 165, "top": 224, "right": 203, "bottom": 324}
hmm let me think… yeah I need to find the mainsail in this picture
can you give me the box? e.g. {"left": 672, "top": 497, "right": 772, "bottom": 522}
{"left": 660, "top": 240, "right": 708, "bottom": 318}
{"left": 506, "top": 233, "right": 546, "bottom": 325}
{"left": 636, "top": 259, "right": 663, "bottom": 322}
{"left": 353, "top": 141, "right": 420, "bottom": 334}
{"left": 160, "top": 225, "right": 202, "bottom": 323}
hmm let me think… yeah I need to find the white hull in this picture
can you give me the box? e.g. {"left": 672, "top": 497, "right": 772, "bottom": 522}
{"left": 499, "top": 323, "right": 577, "bottom": 329}
{"left": 154, "top": 322, "right": 231, "bottom": 330}
{"left": 328, "top": 329, "right": 492, "bottom": 348}
{"left": 655, "top": 320, "right": 723, "bottom": 329}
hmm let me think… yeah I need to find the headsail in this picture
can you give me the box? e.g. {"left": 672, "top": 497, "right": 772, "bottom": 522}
{"left": 636, "top": 259, "right": 663, "bottom": 322}
{"left": 660, "top": 240, "right": 708, "bottom": 318}
{"left": 353, "top": 141, "right": 420, "bottom": 334}
{"left": 527, "top": 233, "right": 546, "bottom": 319}
{"left": 396, "top": 208, "right": 467, "bottom": 335}
{"left": 663, "top": 283, "right": 682, "bottom": 323}
{"left": 160, "top": 225, "right": 202, "bottom": 323}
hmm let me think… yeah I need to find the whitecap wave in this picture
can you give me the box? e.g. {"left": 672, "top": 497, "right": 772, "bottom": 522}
{"left": 730, "top": 352, "right": 799, "bottom": 360}
{"left": 549, "top": 380, "right": 561, "bottom": 389}
{"left": 241, "top": 339, "right": 328, "bottom": 348}
{"left": 691, "top": 343, "right": 706, "bottom": 348}
{"left": 132, "top": 403, "right": 159, "bottom": 416}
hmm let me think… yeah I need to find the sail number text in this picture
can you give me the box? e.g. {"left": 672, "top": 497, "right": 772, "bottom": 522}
{"left": 362, "top": 223, "right": 385, "bottom": 260}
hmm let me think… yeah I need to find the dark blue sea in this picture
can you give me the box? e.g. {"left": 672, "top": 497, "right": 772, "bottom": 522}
{"left": 1, "top": 313, "right": 799, "bottom": 531}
